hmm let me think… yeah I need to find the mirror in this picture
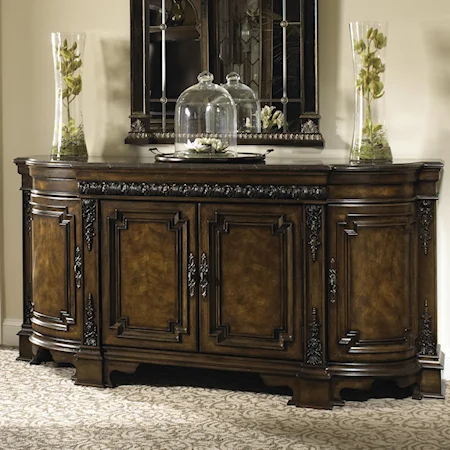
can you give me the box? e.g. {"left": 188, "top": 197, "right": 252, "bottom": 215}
{"left": 126, "top": 0, "right": 323, "bottom": 147}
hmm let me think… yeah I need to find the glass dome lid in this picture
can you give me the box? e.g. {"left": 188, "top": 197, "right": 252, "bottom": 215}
{"left": 174, "top": 71, "right": 238, "bottom": 158}
{"left": 222, "top": 72, "right": 261, "bottom": 134}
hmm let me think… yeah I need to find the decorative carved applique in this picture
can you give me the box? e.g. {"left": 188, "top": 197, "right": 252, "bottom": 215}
{"left": 82, "top": 199, "right": 96, "bottom": 251}
{"left": 301, "top": 119, "right": 319, "bottom": 135}
{"left": 418, "top": 200, "right": 433, "bottom": 255}
{"left": 418, "top": 300, "right": 436, "bottom": 356}
{"left": 23, "top": 190, "right": 32, "bottom": 236}
{"left": 79, "top": 181, "right": 328, "bottom": 201}
{"left": 200, "top": 253, "right": 208, "bottom": 297}
{"left": 129, "top": 119, "right": 146, "bottom": 139}
{"left": 306, "top": 308, "right": 323, "bottom": 365}
{"left": 306, "top": 205, "right": 322, "bottom": 262}
{"left": 329, "top": 258, "right": 337, "bottom": 303}
{"left": 84, "top": 293, "right": 98, "bottom": 347}
{"left": 74, "top": 246, "right": 82, "bottom": 289}
{"left": 188, "top": 253, "right": 196, "bottom": 297}
{"left": 25, "top": 293, "right": 34, "bottom": 326}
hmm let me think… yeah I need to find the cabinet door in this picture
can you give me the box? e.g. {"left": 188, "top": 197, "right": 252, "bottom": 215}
{"left": 31, "top": 196, "right": 82, "bottom": 341}
{"left": 199, "top": 203, "right": 303, "bottom": 360}
{"left": 328, "top": 204, "right": 417, "bottom": 362}
{"left": 101, "top": 201, "right": 197, "bottom": 351}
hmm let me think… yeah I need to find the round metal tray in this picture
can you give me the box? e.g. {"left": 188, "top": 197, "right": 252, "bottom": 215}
{"left": 152, "top": 149, "right": 272, "bottom": 164}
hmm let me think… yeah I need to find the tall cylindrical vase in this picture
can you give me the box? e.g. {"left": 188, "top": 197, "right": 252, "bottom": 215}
{"left": 349, "top": 22, "right": 392, "bottom": 162}
{"left": 51, "top": 32, "right": 88, "bottom": 160}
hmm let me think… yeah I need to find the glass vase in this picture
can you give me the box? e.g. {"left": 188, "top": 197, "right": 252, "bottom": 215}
{"left": 349, "top": 22, "right": 392, "bottom": 162}
{"left": 51, "top": 32, "right": 88, "bottom": 160}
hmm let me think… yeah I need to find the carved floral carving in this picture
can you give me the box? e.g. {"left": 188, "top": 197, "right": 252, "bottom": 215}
{"left": 419, "top": 300, "right": 436, "bottom": 356}
{"left": 306, "top": 308, "right": 323, "bottom": 365}
{"left": 306, "top": 205, "right": 322, "bottom": 262}
{"left": 84, "top": 293, "right": 98, "bottom": 347}
{"left": 418, "top": 200, "right": 433, "bottom": 255}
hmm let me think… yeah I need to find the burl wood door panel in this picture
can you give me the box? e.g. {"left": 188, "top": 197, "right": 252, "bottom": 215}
{"left": 328, "top": 204, "right": 417, "bottom": 362}
{"left": 199, "top": 203, "right": 303, "bottom": 360}
{"left": 31, "top": 196, "right": 81, "bottom": 339}
{"left": 101, "top": 201, "right": 197, "bottom": 351}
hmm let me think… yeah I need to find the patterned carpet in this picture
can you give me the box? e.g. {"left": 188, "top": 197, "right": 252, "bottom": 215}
{"left": 0, "top": 347, "right": 449, "bottom": 450}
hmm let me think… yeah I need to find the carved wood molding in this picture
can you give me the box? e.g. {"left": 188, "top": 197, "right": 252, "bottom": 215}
{"left": 79, "top": 181, "right": 328, "bottom": 201}
{"left": 418, "top": 300, "right": 437, "bottom": 356}
{"left": 306, "top": 308, "right": 323, "bottom": 365}
{"left": 31, "top": 310, "right": 75, "bottom": 332}
{"left": 418, "top": 200, "right": 434, "bottom": 255}
{"left": 82, "top": 199, "right": 96, "bottom": 251}
{"left": 84, "top": 293, "right": 98, "bottom": 347}
{"left": 306, "top": 205, "right": 322, "bottom": 262}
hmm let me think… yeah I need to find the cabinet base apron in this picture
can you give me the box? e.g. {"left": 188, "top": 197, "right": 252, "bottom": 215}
{"left": 26, "top": 342, "right": 446, "bottom": 409}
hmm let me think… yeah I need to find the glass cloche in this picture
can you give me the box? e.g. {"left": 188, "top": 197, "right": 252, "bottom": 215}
{"left": 174, "top": 71, "right": 237, "bottom": 158}
{"left": 222, "top": 72, "right": 261, "bottom": 134}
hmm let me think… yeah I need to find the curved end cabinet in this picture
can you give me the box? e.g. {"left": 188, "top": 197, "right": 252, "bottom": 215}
{"left": 14, "top": 156, "right": 445, "bottom": 408}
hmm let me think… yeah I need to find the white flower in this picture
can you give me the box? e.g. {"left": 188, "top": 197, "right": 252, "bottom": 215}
{"left": 186, "top": 137, "right": 229, "bottom": 153}
{"left": 261, "top": 106, "right": 285, "bottom": 130}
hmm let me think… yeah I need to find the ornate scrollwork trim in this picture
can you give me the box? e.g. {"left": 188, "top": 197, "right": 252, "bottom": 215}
{"left": 82, "top": 199, "right": 96, "bottom": 251}
{"left": 74, "top": 246, "right": 82, "bottom": 289}
{"left": 188, "top": 253, "right": 196, "bottom": 297}
{"left": 79, "top": 181, "right": 327, "bottom": 201}
{"left": 84, "top": 293, "right": 98, "bottom": 347}
{"left": 329, "top": 258, "right": 337, "bottom": 303}
{"left": 418, "top": 200, "right": 433, "bottom": 255}
{"left": 418, "top": 300, "right": 437, "bottom": 356}
{"left": 306, "top": 205, "right": 322, "bottom": 262}
{"left": 306, "top": 308, "right": 323, "bottom": 365}
{"left": 200, "top": 253, "right": 208, "bottom": 298}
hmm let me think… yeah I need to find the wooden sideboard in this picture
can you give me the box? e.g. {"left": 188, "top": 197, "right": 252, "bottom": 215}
{"left": 14, "top": 155, "right": 445, "bottom": 408}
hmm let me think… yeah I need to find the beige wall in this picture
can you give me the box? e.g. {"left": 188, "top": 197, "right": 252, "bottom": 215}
{"left": 1, "top": 0, "right": 449, "bottom": 375}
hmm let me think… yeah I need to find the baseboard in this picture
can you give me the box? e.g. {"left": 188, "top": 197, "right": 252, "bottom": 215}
{"left": 444, "top": 352, "right": 450, "bottom": 381}
{"left": 1, "top": 319, "right": 21, "bottom": 347}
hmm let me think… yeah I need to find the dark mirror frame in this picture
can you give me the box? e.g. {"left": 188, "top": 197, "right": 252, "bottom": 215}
{"left": 126, "top": 0, "right": 324, "bottom": 147}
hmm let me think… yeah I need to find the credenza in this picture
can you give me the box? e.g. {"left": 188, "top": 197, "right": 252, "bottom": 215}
{"left": 14, "top": 155, "right": 445, "bottom": 408}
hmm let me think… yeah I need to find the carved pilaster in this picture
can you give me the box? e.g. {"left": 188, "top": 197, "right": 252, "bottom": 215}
{"left": 329, "top": 258, "right": 337, "bottom": 303}
{"left": 82, "top": 199, "right": 96, "bottom": 251}
{"left": 84, "top": 293, "right": 98, "bottom": 347}
{"left": 23, "top": 190, "right": 32, "bottom": 236}
{"left": 306, "top": 308, "right": 323, "bottom": 365}
{"left": 419, "top": 300, "right": 437, "bottom": 356}
{"left": 306, "top": 205, "right": 322, "bottom": 262}
{"left": 74, "top": 246, "right": 82, "bottom": 289}
{"left": 418, "top": 200, "right": 433, "bottom": 255}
